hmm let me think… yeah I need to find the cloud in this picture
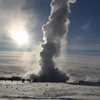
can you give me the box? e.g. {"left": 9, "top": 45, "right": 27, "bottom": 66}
{"left": 69, "top": 0, "right": 76, "bottom": 3}
{"left": 0, "top": 66, "right": 23, "bottom": 73}
{"left": 67, "top": 42, "right": 100, "bottom": 51}
{"left": 66, "top": 50, "right": 100, "bottom": 75}
{"left": 0, "top": 46, "right": 41, "bottom": 74}
{"left": 29, "top": 0, "right": 77, "bottom": 82}
{"left": 81, "top": 21, "right": 91, "bottom": 31}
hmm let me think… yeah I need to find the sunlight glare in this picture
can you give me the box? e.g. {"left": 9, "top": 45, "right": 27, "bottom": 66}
{"left": 13, "top": 30, "right": 28, "bottom": 45}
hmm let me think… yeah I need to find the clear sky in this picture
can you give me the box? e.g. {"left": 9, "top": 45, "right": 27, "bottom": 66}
{"left": 0, "top": 0, "right": 100, "bottom": 77}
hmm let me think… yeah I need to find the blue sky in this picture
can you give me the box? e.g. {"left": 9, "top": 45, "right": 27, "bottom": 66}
{"left": 0, "top": 0, "right": 100, "bottom": 76}
{"left": 68, "top": 0, "right": 100, "bottom": 51}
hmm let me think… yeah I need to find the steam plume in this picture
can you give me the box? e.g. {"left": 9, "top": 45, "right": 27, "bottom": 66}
{"left": 30, "top": 0, "right": 76, "bottom": 82}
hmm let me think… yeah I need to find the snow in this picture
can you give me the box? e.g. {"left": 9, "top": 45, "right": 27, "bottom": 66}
{"left": 0, "top": 81, "right": 100, "bottom": 100}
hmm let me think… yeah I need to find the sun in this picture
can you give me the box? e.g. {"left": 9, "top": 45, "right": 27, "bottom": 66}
{"left": 12, "top": 30, "right": 28, "bottom": 45}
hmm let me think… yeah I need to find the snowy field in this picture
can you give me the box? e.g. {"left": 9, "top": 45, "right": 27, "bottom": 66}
{"left": 0, "top": 81, "right": 100, "bottom": 100}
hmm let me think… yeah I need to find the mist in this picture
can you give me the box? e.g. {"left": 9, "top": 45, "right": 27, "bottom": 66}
{"left": 0, "top": 0, "right": 38, "bottom": 42}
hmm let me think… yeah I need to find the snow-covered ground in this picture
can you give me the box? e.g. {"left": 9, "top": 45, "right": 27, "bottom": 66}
{"left": 0, "top": 81, "right": 100, "bottom": 100}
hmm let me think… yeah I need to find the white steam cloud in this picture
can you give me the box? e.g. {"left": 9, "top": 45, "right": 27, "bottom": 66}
{"left": 29, "top": 0, "right": 76, "bottom": 82}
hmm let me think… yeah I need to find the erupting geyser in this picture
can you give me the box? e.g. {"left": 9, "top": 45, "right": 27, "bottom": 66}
{"left": 30, "top": 0, "right": 76, "bottom": 82}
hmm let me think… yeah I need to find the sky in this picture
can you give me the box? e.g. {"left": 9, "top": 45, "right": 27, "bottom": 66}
{"left": 0, "top": 0, "right": 100, "bottom": 77}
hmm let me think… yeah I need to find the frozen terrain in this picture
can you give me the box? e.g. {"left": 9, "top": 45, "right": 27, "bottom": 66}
{"left": 0, "top": 81, "right": 100, "bottom": 100}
